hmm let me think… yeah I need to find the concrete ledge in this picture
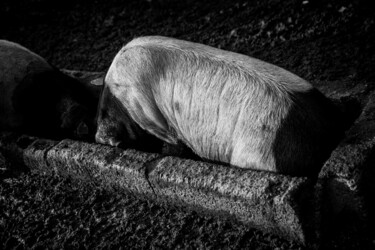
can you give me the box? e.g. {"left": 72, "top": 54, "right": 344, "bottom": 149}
{"left": 46, "top": 139, "right": 160, "bottom": 197}
{"left": 149, "top": 157, "right": 314, "bottom": 242}
{"left": 0, "top": 133, "right": 314, "bottom": 244}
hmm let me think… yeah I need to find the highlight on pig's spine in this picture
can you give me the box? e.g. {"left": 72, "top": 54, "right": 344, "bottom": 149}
{"left": 0, "top": 40, "right": 98, "bottom": 139}
{"left": 95, "top": 36, "right": 344, "bottom": 176}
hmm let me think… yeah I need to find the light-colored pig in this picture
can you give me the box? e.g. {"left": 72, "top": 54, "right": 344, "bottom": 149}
{"left": 96, "top": 36, "right": 343, "bottom": 176}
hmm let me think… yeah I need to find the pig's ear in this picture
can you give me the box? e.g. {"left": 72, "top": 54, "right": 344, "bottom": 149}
{"left": 125, "top": 97, "right": 178, "bottom": 145}
{"left": 90, "top": 77, "right": 104, "bottom": 86}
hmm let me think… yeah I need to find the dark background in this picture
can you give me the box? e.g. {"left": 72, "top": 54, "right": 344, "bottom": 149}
{"left": 1, "top": 0, "right": 374, "bottom": 249}
{"left": 1, "top": 0, "right": 374, "bottom": 83}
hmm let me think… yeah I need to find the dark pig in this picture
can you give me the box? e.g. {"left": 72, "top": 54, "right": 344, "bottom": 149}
{"left": 0, "top": 40, "right": 97, "bottom": 139}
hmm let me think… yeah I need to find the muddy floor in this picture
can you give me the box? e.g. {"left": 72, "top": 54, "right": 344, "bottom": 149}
{"left": 1, "top": 0, "right": 375, "bottom": 249}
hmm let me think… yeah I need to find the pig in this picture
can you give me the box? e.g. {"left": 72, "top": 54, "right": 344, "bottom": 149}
{"left": 0, "top": 40, "right": 97, "bottom": 139}
{"left": 95, "top": 36, "right": 344, "bottom": 176}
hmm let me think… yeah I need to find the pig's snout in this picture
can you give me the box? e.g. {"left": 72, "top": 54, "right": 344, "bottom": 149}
{"left": 95, "top": 121, "right": 124, "bottom": 147}
{"left": 95, "top": 130, "right": 122, "bottom": 147}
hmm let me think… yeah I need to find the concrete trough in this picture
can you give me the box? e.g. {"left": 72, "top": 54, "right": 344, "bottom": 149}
{"left": 149, "top": 157, "right": 315, "bottom": 242}
{"left": 1, "top": 71, "right": 374, "bottom": 246}
{"left": 0, "top": 132, "right": 314, "bottom": 243}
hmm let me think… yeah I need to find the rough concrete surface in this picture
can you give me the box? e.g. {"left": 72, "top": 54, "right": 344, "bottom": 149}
{"left": 47, "top": 140, "right": 160, "bottom": 198}
{"left": 149, "top": 157, "right": 314, "bottom": 243}
{"left": 0, "top": 133, "right": 314, "bottom": 244}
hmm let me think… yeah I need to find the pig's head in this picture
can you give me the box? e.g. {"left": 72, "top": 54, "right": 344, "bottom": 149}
{"left": 95, "top": 84, "right": 163, "bottom": 152}
{"left": 56, "top": 72, "right": 103, "bottom": 140}
{"left": 12, "top": 70, "right": 98, "bottom": 140}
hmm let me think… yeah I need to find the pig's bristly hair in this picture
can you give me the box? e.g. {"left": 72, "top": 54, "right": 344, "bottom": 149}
{"left": 102, "top": 36, "right": 340, "bottom": 175}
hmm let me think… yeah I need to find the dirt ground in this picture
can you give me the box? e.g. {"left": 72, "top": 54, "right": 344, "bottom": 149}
{"left": 1, "top": 0, "right": 375, "bottom": 249}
